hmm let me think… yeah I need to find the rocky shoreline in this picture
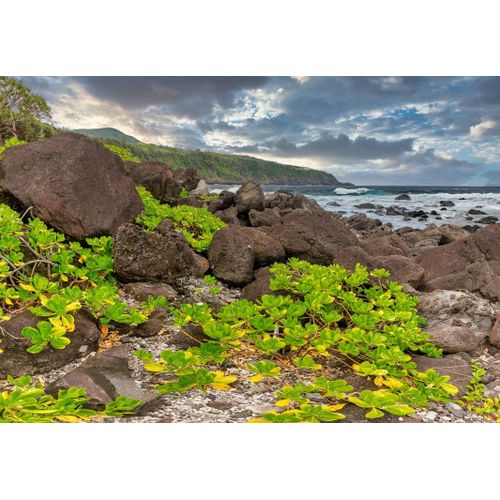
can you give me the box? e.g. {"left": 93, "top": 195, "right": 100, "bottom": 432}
{"left": 1, "top": 133, "right": 500, "bottom": 423}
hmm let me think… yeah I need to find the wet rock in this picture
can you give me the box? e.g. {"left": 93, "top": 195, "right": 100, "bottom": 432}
{"left": 113, "top": 223, "right": 202, "bottom": 283}
{"left": 0, "top": 310, "right": 100, "bottom": 377}
{"left": 122, "top": 282, "right": 178, "bottom": 302}
{"left": 234, "top": 180, "right": 265, "bottom": 214}
{"left": 413, "top": 352, "right": 472, "bottom": 396}
{"left": 0, "top": 133, "right": 142, "bottom": 239}
{"left": 418, "top": 290, "right": 495, "bottom": 352}
{"left": 395, "top": 193, "right": 412, "bottom": 201}
{"left": 477, "top": 216, "right": 499, "bottom": 224}
{"left": 125, "top": 161, "right": 182, "bottom": 201}
{"left": 468, "top": 208, "right": 486, "bottom": 215}
{"left": 248, "top": 207, "right": 281, "bottom": 227}
{"left": 326, "top": 200, "right": 341, "bottom": 206}
{"left": 47, "top": 345, "right": 160, "bottom": 411}
{"left": 207, "top": 226, "right": 254, "bottom": 285}
{"left": 354, "top": 202, "right": 379, "bottom": 210}
{"left": 439, "top": 200, "right": 455, "bottom": 207}
{"left": 386, "top": 206, "right": 402, "bottom": 216}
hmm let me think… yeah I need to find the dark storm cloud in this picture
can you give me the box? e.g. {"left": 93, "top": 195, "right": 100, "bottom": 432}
{"left": 17, "top": 75, "right": 500, "bottom": 185}
{"left": 262, "top": 134, "right": 414, "bottom": 161}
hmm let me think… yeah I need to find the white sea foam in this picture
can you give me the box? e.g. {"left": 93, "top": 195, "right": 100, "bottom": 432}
{"left": 333, "top": 187, "right": 370, "bottom": 195}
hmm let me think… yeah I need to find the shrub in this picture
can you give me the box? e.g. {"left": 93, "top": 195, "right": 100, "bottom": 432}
{"left": 134, "top": 259, "right": 460, "bottom": 422}
{"left": 103, "top": 143, "right": 141, "bottom": 163}
{"left": 136, "top": 186, "right": 226, "bottom": 252}
{"left": 0, "top": 136, "right": 27, "bottom": 160}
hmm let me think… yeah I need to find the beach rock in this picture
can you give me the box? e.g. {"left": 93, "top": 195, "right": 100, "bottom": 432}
{"left": 239, "top": 227, "right": 285, "bottom": 267}
{"left": 439, "top": 200, "right": 455, "bottom": 207}
{"left": 436, "top": 224, "right": 471, "bottom": 244}
{"left": 385, "top": 206, "right": 403, "bottom": 216}
{"left": 214, "top": 207, "right": 240, "bottom": 225}
{"left": 0, "top": 310, "right": 100, "bottom": 378}
{"left": 377, "top": 254, "right": 425, "bottom": 288}
{"left": 468, "top": 209, "right": 486, "bottom": 215}
{"left": 241, "top": 267, "right": 274, "bottom": 301}
{"left": 413, "top": 353, "right": 472, "bottom": 396}
{"left": 354, "top": 202, "right": 379, "bottom": 210}
{"left": 361, "top": 234, "right": 411, "bottom": 257}
{"left": 130, "top": 308, "right": 168, "bottom": 338}
{"left": 122, "top": 282, "right": 178, "bottom": 302}
{"left": 488, "top": 312, "right": 500, "bottom": 348}
{"left": 417, "top": 223, "right": 500, "bottom": 302}
{"left": 218, "top": 190, "right": 236, "bottom": 210}
{"left": 47, "top": 345, "right": 160, "bottom": 411}
{"left": 265, "top": 190, "right": 322, "bottom": 213}
{"left": 125, "top": 161, "right": 182, "bottom": 200}
{"left": 248, "top": 207, "right": 281, "bottom": 227}
{"left": 326, "top": 200, "right": 341, "bottom": 206}
{"left": 262, "top": 210, "right": 369, "bottom": 267}
{"left": 234, "top": 180, "right": 265, "bottom": 214}
{"left": 418, "top": 290, "right": 495, "bottom": 352}
{"left": 172, "top": 167, "right": 201, "bottom": 191}
{"left": 113, "top": 223, "right": 201, "bottom": 283}
{"left": 190, "top": 179, "right": 210, "bottom": 197}
{"left": 207, "top": 226, "right": 254, "bottom": 285}
{"left": 0, "top": 133, "right": 142, "bottom": 239}
{"left": 478, "top": 216, "right": 499, "bottom": 224}
{"left": 395, "top": 194, "right": 411, "bottom": 201}
{"left": 408, "top": 209, "right": 427, "bottom": 218}
{"left": 348, "top": 213, "right": 382, "bottom": 232}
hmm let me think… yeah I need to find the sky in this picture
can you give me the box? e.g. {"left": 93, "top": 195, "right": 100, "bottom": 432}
{"left": 20, "top": 76, "right": 500, "bottom": 186}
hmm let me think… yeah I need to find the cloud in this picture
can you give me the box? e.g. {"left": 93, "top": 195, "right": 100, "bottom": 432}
{"left": 469, "top": 119, "right": 498, "bottom": 138}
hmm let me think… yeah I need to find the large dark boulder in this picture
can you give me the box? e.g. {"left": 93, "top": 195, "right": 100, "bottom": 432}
{"left": 0, "top": 310, "right": 100, "bottom": 378}
{"left": 248, "top": 207, "right": 281, "bottom": 227}
{"left": 0, "top": 133, "right": 142, "bottom": 239}
{"left": 377, "top": 254, "right": 425, "bottom": 289}
{"left": 125, "top": 161, "right": 182, "bottom": 200}
{"left": 361, "top": 234, "right": 412, "bottom": 257}
{"left": 113, "top": 222, "right": 204, "bottom": 283}
{"left": 234, "top": 180, "right": 265, "bottom": 214}
{"left": 207, "top": 226, "right": 254, "bottom": 285}
{"left": 416, "top": 223, "right": 500, "bottom": 301}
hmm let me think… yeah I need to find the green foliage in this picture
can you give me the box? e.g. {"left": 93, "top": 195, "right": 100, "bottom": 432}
{"left": 0, "top": 76, "right": 54, "bottom": 142}
{"left": 136, "top": 186, "right": 226, "bottom": 252}
{"left": 0, "top": 203, "right": 165, "bottom": 354}
{"left": 103, "top": 143, "right": 141, "bottom": 163}
{"left": 135, "top": 258, "right": 459, "bottom": 422}
{"left": 462, "top": 361, "right": 500, "bottom": 421}
{"left": 0, "top": 136, "right": 27, "bottom": 159}
{"left": 0, "top": 375, "right": 141, "bottom": 423}
{"left": 96, "top": 136, "right": 341, "bottom": 185}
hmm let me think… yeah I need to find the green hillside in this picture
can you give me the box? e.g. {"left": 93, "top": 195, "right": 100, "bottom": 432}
{"left": 73, "top": 127, "right": 141, "bottom": 144}
{"left": 74, "top": 128, "right": 350, "bottom": 186}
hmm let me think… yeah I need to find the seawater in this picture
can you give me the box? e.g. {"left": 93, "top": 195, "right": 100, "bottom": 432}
{"left": 209, "top": 184, "right": 500, "bottom": 229}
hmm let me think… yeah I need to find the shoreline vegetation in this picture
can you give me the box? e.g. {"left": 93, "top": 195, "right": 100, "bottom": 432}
{"left": 1, "top": 78, "right": 500, "bottom": 423}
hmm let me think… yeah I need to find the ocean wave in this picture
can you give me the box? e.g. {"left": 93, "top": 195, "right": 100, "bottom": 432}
{"left": 334, "top": 187, "right": 371, "bottom": 195}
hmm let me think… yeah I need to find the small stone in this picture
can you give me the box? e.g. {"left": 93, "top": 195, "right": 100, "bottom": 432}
{"left": 423, "top": 411, "right": 438, "bottom": 422}
{"left": 445, "top": 402, "right": 464, "bottom": 418}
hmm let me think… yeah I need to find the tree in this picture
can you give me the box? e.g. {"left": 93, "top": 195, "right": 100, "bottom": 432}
{"left": 0, "top": 76, "right": 53, "bottom": 142}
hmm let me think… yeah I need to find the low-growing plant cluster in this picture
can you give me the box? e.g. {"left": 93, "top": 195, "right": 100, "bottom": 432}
{"left": 0, "top": 375, "right": 140, "bottom": 423}
{"left": 103, "top": 143, "right": 141, "bottom": 163}
{"left": 136, "top": 186, "right": 226, "bottom": 252}
{"left": 135, "top": 259, "right": 461, "bottom": 422}
{"left": 0, "top": 136, "right": 27, "bottom": 160}
{"left": 0, "top": 203, "right": 165, "bottom": 354}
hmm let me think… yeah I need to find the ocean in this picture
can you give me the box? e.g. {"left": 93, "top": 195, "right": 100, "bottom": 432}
{"left": 209, "top": 184, "right": 500, "bottom": 229}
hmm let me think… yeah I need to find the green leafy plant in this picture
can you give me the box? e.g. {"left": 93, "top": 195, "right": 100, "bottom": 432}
{"left": 103, "top": 143, "right": 141, "bottom": 163}
{"left": 135, "top": 258, "right": 459, "bottom": 422}
{"left": 21, "top": 320, "right": 71, "bottom": 353}
{"left": 0, "top": 375, "right": 141, "bottom": 423}
{"left": 136, "top": 186, "right": 226, "bottom": 252}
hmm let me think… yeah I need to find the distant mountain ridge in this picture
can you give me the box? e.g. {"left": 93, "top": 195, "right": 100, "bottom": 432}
{"left": 74, "top": 127, "right": 353, "bottom": 186}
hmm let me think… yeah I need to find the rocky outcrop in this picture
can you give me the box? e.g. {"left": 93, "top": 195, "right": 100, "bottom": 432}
{"left": 207, "top": 227, "right": 255, "bottom": 285}
{"left": 0, "top": 133, "right": 142, "bottom": 239}
{"left": 377, "top": 255, "right": 425, "bottom": 289}
{"left": 265, "top": 190, "right": 323, "bottom": 214}
{"left": 248, "top": 207, "right": 281, "bottom": 227}
{"left": 234, "top": 180, "right": 265, "bottom": 214}
{"left": 125, "top": 161, "right": 182, "bottom": 200}
{"left": 417, "top": 224, "right": 500, "bottom": 302}
{"left": 239, "top": 227, "right": 286, "bottom": 267}
{"left": 172, "top": 167, "right": 201, "bottom": 191}
{"left": 0, "top": 310, "right": 100, "bottom": 377}
{"left": 417, "top": 290, "right": 495, "bottom": 353}
{"left": 113, "top": 223, "right": 204, "bottom": 283}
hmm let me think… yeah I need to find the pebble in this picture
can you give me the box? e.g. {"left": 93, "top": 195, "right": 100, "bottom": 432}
{"left": 423, "top": 411, "right": 438, "bottom": 422}
{"left": 446, "top": 402, "right": 465, "bottom": 418}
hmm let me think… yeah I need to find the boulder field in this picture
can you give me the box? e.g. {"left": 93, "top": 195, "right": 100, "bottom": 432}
{"left": 1, "top": 133, "right": 500, "bottom": 422}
